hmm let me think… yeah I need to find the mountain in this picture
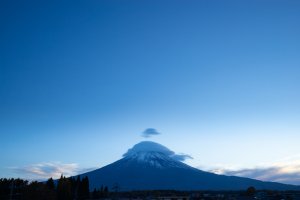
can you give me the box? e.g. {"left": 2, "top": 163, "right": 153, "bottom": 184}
{"left": 78, "top": 141, "right": 300, "bottom": 191}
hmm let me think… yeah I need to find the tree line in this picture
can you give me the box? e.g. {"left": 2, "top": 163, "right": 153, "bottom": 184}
{"left": 0, "top": 175, "right": 109, "bottom": 200}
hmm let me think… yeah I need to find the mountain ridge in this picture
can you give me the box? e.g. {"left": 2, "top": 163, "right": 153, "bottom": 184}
{"left": 78, "top": 141, "right": 300, "bottom": 191}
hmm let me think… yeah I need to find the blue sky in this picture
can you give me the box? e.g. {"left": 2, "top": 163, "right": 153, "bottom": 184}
{"left": 1, "top": 0, "right": 300, "bottom": 184}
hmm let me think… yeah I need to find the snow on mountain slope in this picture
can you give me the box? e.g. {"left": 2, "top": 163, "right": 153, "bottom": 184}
{"left": 122, "top": 141, "right": 193, "bottom": 169}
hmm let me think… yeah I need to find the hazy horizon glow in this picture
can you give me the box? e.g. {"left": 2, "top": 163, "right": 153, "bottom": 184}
{"left": 1, "top": 0, "right": 300, "bottom": 185}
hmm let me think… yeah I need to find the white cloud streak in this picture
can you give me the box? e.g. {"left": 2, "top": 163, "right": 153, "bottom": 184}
{"left": 209, "top": 156, "right": 300, "bottom": 185}
{"left": 10, "top": 162, "right": 95, "bottom": 180}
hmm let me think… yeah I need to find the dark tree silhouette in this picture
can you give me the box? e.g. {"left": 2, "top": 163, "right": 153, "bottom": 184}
{"left": 246, "top": 186, "right": 256, "bottom": 196}
{"left": 23, "top": 181, "right": 56, "bottom": 200}
{"left": 78, "top": 176, "right": 89, "bottom": 199}
{"left": 46, "top": 177, "right": 55, "bottom": 190}
{"left": 57, "top": 175, "right": 72, "bottom": 200}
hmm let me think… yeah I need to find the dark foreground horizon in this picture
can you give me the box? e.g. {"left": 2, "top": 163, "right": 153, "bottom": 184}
{"left": 2, "top": 176, "right": 300, "bottom": 200}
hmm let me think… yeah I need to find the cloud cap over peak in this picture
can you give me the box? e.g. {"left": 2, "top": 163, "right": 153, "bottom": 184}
{"left": 123, "top": 141, "right": 193, "bottom": 162}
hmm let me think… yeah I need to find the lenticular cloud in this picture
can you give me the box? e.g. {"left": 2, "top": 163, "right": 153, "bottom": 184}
{"left": 123, "top": 141, "right": 192, "bottom": 161}
{"left": 141, "top": 128, "right": 161, "bottom": 138}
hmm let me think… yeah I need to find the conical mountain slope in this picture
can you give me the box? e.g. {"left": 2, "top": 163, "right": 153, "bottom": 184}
{"left": 79, "top": 141, "right": 299, "bottom": 191}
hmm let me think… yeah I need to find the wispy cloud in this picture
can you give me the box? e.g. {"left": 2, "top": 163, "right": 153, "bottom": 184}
{"left": 210, "top": 156, "right": 300, "bottom": 185}
{"left": 10, "top": 162, "right": 95, "bottom": 180}
{"left": 142, "top": 128, "right": 161, "bottom": 138}
{"left": 171, "top": 154, "right": 193, "bottom": 162}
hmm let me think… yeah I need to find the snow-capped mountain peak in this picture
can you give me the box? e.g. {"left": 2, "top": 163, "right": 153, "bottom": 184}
{"left": 123, "top": 141, "right": 175, "bottom": 157}
{"left": 122, "top": 141, "right": 192, "bottom": 169}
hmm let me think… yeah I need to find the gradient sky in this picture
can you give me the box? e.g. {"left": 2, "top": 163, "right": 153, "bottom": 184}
{"left": 1, "top": 0, "right": 300, "bottom": 184}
